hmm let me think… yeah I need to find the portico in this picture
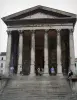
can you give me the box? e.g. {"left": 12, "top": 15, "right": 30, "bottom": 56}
{"left": 2, "top": 5, "right": 76, "bottom": 76}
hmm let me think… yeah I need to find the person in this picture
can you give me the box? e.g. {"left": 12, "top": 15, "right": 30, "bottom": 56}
{"left": 68, "top": 70, "right": 73, "bottom": 79}
{"left": 68, "top": 70, "right": 73, "bottom": 88}
{"left": 51, "top": 66, "right": 55, "bottom": 74}
{"left": 37, "top": 68, "right": 41, "bottom": 76}
{"left": 10, "top": 67, "right": 14, "bottom": 76}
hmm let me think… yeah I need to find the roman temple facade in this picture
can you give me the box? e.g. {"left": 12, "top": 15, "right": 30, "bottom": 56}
{"left": 2, "top": 5, "right": 77, "bottom": 76}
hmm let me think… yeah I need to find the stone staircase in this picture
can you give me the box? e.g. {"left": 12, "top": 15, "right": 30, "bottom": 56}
{"left": 0, "top": 75, "right": 77, "bottom": 100}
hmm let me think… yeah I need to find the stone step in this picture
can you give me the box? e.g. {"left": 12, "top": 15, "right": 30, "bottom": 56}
{"left": 0, "top": 76, "right": 77, "bottom": 100}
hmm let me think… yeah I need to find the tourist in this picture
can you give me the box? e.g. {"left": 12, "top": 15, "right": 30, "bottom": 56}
{"left": 51, "top": 66, "right": 55, "bottom": 74}
{"left": 37, "top": 68, "right": 41, "bottom": 76}
{"left": 68, "top": 70, "right": 73, "bottom": 79}
{"left": 10, "top": 67, "right": 14, "bottom": 74}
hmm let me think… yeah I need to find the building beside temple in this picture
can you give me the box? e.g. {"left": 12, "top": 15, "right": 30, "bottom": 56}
{"left": 75, "top": 58, "right": 77, "bottom": 75}
{"left": 0, "top": 52, "right": 6, "bottom": 75}
{"left": 2, "top": 5, "right": 77, "bottom": 76}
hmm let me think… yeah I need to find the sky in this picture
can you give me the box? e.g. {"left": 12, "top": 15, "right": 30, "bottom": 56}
{"left": 0, "top": 0, "right": 77, "bottom": 57}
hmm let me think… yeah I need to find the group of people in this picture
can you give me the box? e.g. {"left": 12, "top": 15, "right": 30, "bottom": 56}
{"left": 10, "top": 66, "right": 73, "bottom": 78}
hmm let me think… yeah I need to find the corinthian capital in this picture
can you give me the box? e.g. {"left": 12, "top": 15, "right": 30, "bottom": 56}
{"left": 6, "top": 30, "right": 12, "bottom": 35}
{"left": 56, "top": 29, "right": 61, "bottom": 36}
{"left": 18, "top": 30, "right": 24, "bottom": 34}
{"left": 56, "top": 29, "right": 61, "bottom": 33}
{"left": 30, "top": 30, "right": 35, "bottom": 33}
{"left": 18, "top": 30, "right": 24, "bottom": 35}
{"left": 69, "top": 29, "right": 74, "bottom": 34}
{"left": 45, "top": 29, "right": 49, "bottom": 33}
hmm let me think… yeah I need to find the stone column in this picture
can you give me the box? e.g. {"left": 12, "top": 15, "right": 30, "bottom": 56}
{"left": 69, "top": 29, "right": 75, "bottom": 73}
{"left": 18, "top": 30, "right": 23, "bottom": 74}
{"left": 30, "top": 30, "right": 35, "bottom": 76}
{"left": 5, "top": 31, "right": 12, "bottom": 76}
{"left": 57, "top": 29, "right": 62, "bottom": 74}
{"left": 44, "top": 30, "right": 49, "bottom": 75}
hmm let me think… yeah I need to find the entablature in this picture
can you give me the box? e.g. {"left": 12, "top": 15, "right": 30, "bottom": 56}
{"left": 7, "top": 23, "right": 73, "bottom": 31}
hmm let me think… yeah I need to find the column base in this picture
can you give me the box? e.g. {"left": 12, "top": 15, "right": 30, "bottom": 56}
{"left": 17, "top": 65, "right": 22, "bottom": 74}
{"left": 29, "top": 73, "right": 35, "bottom": 77}
{"left": 4, "top": 73, "right": 10, "bottom": 78}
{"left": 57, "top": 73, "right": 64, "bottom": 78}
{"left": 70, "top": 64, "right": 76, "bottom": 74}
{"left": 43, "top": 73, "right": 49, "bottom": 76}
{"left": 44, "top": 64, "right": 49, "bottom": 75}
{"left": 30, "top": 64, "right": 35, "bottom": 76}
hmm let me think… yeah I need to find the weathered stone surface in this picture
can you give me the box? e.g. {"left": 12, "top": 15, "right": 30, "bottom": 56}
{"left": 0, "top": 76, "right": 77, "bottom": 100}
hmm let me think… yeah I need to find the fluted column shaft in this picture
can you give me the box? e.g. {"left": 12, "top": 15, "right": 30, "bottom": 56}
{"left": 5, "top": 31, "right": 12, "bottom": 76}
{"left": 69, "top": 29, "right": 75, "bottom": 73}
{"left": 18, "top": 31, "right": 23, "bottom": 74}
{"left": 30, "top": 30, "right": 35, "bottom": 75}
{"left": 57, "top": 29, "right": 62, "bottom": 74}
{"left": 44, "top": 30, "right": 49, "bottom": 74}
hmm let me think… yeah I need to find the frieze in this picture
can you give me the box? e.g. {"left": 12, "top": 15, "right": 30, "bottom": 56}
{"left": 7, "top": 26, "right": 73, "bottom": 32}
{"left": 8, "top": 23, "right": 73, "bottom": 28}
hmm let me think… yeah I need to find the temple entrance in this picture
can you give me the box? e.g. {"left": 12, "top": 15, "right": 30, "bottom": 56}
{"left": 35, "top": 30, "right": 44, "bottom": 75}
{"left": 48, "top": 30, "right": 57, "bottom": 75}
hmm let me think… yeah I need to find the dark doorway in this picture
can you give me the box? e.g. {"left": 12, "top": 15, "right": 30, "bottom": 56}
{"left": 35, "top": 30, "right": 44, "bottom": 75}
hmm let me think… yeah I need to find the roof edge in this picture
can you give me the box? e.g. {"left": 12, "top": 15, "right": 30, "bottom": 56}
{"left": 2, "top": 5, "right": 77, "bottom": 22}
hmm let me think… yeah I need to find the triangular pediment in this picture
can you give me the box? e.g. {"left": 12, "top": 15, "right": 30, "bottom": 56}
{"left": 2, "top": 5, "right": 76, "bottom": 21}
{"left": 21, "top": 12, "right": 57, "bottom": 19}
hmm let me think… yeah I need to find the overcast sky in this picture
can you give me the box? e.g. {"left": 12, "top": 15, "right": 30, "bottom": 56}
{"left": 0, "top": 0, "right": 77, "bottom": 57}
